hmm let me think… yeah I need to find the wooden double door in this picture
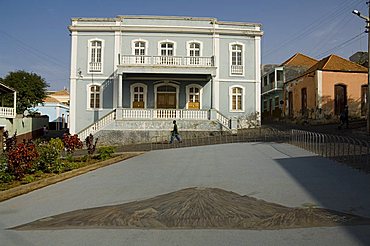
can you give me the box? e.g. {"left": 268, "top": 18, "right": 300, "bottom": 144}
{"left": 157, "top": 93, "right": 176, "bottom": 109}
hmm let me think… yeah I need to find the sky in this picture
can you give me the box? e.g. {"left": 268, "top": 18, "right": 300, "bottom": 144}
{"left": 0, "top": 0, "right": 368, "bottom": 90}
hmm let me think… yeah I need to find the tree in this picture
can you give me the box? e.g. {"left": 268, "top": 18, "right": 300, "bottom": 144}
{"left": 1, "top": 70, "right": 49, "bottom": 114}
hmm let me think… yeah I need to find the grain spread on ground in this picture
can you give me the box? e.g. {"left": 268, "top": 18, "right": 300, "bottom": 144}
{"left": 12, "top": 187, "right": 370, "bottom": 230}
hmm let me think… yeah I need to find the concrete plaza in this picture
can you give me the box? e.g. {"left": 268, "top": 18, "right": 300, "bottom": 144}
{"left": 1, "top": 142, "right": 370, "bottom": 245}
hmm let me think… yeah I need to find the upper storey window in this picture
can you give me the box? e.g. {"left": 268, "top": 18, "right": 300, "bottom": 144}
{"left": 134, "top": 41, "right": 146, "bottom": 56}
{"left": 161, "top": 42, "right": 174, "bottom": 56}
{"left": 133, "top": 40, "right": 147, "bottom": 64}
{"left": 230, "top": 43, "right": 244, "bottom": 76}
{"left": 88, "top": 39, "right": 103, "bottom": 73}
{"left": 188, "top": 42, "right": 200, "bottom": 65}
{"left": 158, "top": 40, "right": 176, "bottom": 65}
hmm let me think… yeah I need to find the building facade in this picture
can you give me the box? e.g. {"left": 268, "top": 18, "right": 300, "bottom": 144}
{"left": 283, "top": 54, "right": 368, "bottom": 121}
{"left": 68, "top": 16, "right": 263, "bottom": 139}
{"left": 261, "top": 53, "right": 317, "bottom": 121}
{"left": 33, "top": 96, "right": 69, "bottom": 130}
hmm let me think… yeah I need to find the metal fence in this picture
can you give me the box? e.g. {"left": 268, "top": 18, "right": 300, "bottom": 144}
{"left": 116, "top": 127, "right": 369, "bottom": 173}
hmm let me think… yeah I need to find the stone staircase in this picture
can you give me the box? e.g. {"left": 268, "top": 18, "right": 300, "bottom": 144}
{"left": 93, "top": 119, "right": 225, "bottom": 146}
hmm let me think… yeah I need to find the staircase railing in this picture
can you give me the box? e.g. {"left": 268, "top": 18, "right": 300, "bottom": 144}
{"left": 78, "top": 109, "right": 116, "bottom": 140}
{"left": 215, "top": 110, "right": 231, "bottom": 130}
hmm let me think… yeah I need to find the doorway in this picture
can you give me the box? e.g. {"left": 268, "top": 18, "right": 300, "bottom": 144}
{"left": 156, "top": 84, "right": 177, "bottom": 109}
{"left": 288, "top": 91, "right": 293, "bottom": 118}
{"left": 334, "top": 84, "right": 347, "bottom": 115}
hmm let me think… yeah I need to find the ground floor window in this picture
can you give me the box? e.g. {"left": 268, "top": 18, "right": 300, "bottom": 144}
{"left": 186, "top": 84, "right": 201, "bottom": 109}
{"left": 131, "top": 83, "right": 147, "bottom": 108}
{"left": 230, "top": 86, "right": 244, "bottom": 111}
{"left": 89, "top": 85, "right": 101, "bottom": 109}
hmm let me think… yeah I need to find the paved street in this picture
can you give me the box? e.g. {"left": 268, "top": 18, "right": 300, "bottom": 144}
{"left": 1, "top": 142, "right": 370, "bottom": 245}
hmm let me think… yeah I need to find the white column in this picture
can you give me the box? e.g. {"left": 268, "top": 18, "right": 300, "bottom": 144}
{"left": 13, "top": 91, "right": 16, "bottom": 117}
{"left": 69, "top": 31, "right": 78, "bottom": 134}
{"left": 118, "top": 74, "right": 123, "bottom": 108}
{"left": 316, "top": 70, "right": 323, "bottom": 108}
{"left": 213, "top": 33, "right": 220, "bottom": 110}
{"left": 255, "top": 36, "right": 261, "bottom": 124}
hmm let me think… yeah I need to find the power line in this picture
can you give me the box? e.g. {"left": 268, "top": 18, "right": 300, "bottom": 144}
{"left": 0, "top": 30, "right": 69, "bottom": 69}
{"left": 263, "top": 0, "right": 363, "bottom": 59}
{"left": 314, "top": 32, "right": 366, "bottom": 58}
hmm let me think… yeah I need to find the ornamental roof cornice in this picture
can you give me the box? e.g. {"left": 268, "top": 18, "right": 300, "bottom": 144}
{"left": 68, "top": 24, "right": 263, "bottom": 37}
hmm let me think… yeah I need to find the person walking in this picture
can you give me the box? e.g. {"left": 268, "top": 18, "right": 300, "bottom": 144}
{"left": 169, "top": 120, "right": 182, "bottom": 143}
{"left": 338, "top": 105, "right": 349, "bottom": 129}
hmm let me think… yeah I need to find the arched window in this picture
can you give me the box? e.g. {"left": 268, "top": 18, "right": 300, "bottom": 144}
{"left": 88, "top": 40, "right": 103, "bottom": 72}
{"left": 160, "top": 42, "right": 174, "bottom": 56}
{"left": 89, "top": 85, "right": 101, "bottom": 109}
{"left": 134, "top": 41, "right": 146, "bottom": 56}
{"left": 229, "top": 43, "right": 244, "bottom": 75}
{"left": 230, "top": 86, "right": 244, "bottom": 111}
{"left": 130, "top": 83, "right": 147, "bottom": 108}
{"left": 188, "top": 42, "right": 200, "bottom": 65}
{"left": 133, "top": 40, "right": 147, "bottom": 64}
{"left": 186, "top": 84, "right": 202, "bottom": 109}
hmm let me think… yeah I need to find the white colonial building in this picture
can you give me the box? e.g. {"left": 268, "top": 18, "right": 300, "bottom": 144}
{"left": 68, "top": 15, "right": 263, "bottom": 144}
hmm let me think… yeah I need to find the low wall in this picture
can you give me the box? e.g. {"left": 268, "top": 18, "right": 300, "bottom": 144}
{"left": 0, "top": 115, "right": 49, "bottom": 142}
{"left": 95, "top": 129, "right": 227, "bottom": 146}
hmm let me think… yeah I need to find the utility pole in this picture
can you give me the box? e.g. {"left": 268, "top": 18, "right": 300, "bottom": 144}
{"left": 353, "top": 2, "right": 370, "bottom": 134}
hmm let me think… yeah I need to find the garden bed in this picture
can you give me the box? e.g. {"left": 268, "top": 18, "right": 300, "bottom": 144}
{"left": 0, "top": 152, "right": 143, "bottom": 202}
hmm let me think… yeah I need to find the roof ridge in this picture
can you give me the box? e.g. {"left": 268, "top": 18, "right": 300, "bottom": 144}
{"left": 321, "top": 54, "right": 333, "bottom": 70}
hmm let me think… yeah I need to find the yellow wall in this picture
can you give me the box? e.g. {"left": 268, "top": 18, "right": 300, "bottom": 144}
{"left": 321, "top": 71, "right": 367, "bottom": 117}
{"left": 284, "top": 71, "right": 367, "bottom": 120}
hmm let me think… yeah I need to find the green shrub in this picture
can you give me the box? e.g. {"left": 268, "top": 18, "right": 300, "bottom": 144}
{"left": 0, "top": 171, "right": 15, "bottom": 183}
{"left": 21, "top": 175, "right": 36, "bottom": 184}
{"left": 0, "top": 154, "right": 8, "bottom": 172}
{"left": 97, "top": 146, "right": 115, "bottom": 160}
{"left": 63, "top": 161, "right": 81, "bottom": 171}
{"left": 36, "top": 138, "right": 64, "bottom": 173}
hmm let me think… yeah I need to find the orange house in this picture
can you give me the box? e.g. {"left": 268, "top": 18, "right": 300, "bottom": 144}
{"left": 283, "top": 54, "right": 368, "bottom": 121}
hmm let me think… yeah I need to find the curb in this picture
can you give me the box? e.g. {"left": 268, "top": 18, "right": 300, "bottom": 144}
{"left": 0, "top": 152, "right": 144, "bottom": 202}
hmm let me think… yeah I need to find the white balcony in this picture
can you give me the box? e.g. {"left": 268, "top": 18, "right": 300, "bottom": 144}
{"left": 89, "top": 62, "right": 102, "bottom": 72}
{"left": 0, "top": 106, "right": 15, "bottom": 118}
{"left": 121, "top": 55, "right": 214, "bottom": 67}
{"left": 230, "top": 65, "right": 244, "bottom": 75}
{"left": 116, "top": 108, "right": 209, "bottom": 120}
{"left": 261, "top": 81, "right": 284, "bottom": 94}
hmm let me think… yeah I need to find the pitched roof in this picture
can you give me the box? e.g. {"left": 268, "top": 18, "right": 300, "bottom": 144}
{"left": 305, "top": 54, "right": 368, "bottom": 74}
{"left": 43, "top": 96, "right": 61, "bottom": 103}
{"left": 51, "top": 89, "right": 69, "bottom": 96}
{"left": 280, "top": 53, "right": 318, "bottom": 68}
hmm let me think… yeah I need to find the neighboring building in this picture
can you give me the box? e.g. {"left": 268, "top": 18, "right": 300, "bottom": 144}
{"left": 47, "top": 89, "right": 70, "bottom": 106}
{"left": 283, "top": 54, "right": 368, "bottom": 121}
{"left": 33, "top": 89, "right": 70, "bottom": 130}
{"left": 350, "top": 51, "right": 368, "bottom": 67}
{"left": 68, "top": 16, "right": 263, "bottom": 143}
{"left": 0, "top": 82, "right": 48, "bottom": 146}
{"left": 261, "top": 53, "right": 317, "bottom": 121}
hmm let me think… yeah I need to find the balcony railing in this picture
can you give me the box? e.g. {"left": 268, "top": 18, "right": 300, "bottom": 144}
{"left": 121, "top": 55, "right": 214, "bottom": 67}
{"left": 117, "top": 108, "right": 209, "bottom": 120}
{"left": 231, "top": 65, "right": 244, "bottom": 75}
{"left": 0, "top": 107, "right": 15, "bottom": 118}
{"left": 262, "top": 80, "right": 284, "bottom": 94}
{"left": 89, "top": 62, "right": 102, "bottom": 72}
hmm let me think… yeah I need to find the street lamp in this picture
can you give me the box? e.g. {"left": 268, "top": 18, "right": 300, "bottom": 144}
{"left": 353, "top": 4, "right": 370, "bottom": 134}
